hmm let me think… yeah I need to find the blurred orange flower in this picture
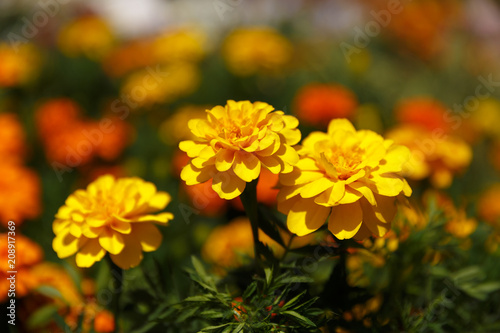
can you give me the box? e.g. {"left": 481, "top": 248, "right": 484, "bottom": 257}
{"left": 479, "top": 184, "right": 500, "bottom": 229}
{"left": 0, "top": 234, "right": 43, "bottom": 302}
{"left": 380, "top": 0, "right": 460, "bottom": 59}
{"left": 0, "top": 164, "right": 41, "bottom": 226}
{"left": 36, "top": 98, "right": 131, "bottom": 166}
{"left": 294, "top": 83, "right": 358, "bottom": 127}
{"left": 104, "top": 40, "right": 156, "bottom": 78}
{"left": 94, "top": 310, "right": 115, "bottom": 333}
{"left": 395, "top": 97, "right": 451, "bottom": 133}
{"left": 0, "top": 113, "right": 27, "bottom": 164}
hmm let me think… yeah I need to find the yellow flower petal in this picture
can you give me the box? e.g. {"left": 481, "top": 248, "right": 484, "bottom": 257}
{"left": 233, "top": 151, "right": 261, "bottom": 182}
{"left": 53, "top": 229, "right": 82, "bottom": 259}
{"left": 327, "top": 118, "right": 356, "bottom": 134}
{"left": 75, "top": 239, "right": 106, "bottom": 268}
{"left": 299, "top": 178, "right": 335, "bottom": 198}
{"left": 328, "top": 202, "right": 363, "bottom": 240}
{"left": 179, "top": 140, "right": 206, "bottom": 157}
{"left": 133, "top": 223, "right": 163, "bottom": 252}
{"left": 212, "top": 171, "right": 246, "bottom": 199}
{"left": 215, "top": 149, "right": 236, "bottom": 172}
{"left": 181, "top": 163, "right": 216, "bottom": 185}
{"left": 110, "top": 236, "right": 143, "bottom": 269}
{"left": 98, "top": 230, "right": 125, "bottom": 255}
{"left": 287, "top": 198, "right": 330, "bottom": 236}
{"left": 314, "top": 181, "right": 346, "bottom": 206}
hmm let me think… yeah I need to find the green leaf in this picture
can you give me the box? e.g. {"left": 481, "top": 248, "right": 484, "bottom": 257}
{"left": 281, "top": 291, "right": 306, "bottom": 310}
{"left": 232, "top": 323, "right": 245, "bottom": 332}
{"left": 36, "top": 286, "right": 64, "bottom": 302}
{"left": 184, "top": 295, "right": 213, "bottom": 302}
{"left": 27, "top": 305, "right": 59, "bottom": 329}
{"left": 282, "top": 310, "right": 316, "bottom": 327}
{"left": 265, "top": 267, "right": 273, "bottom": 287}
{"left": 192, "top": 256, "right": 208, "bottom": 280}
{"left": 242, "top": 281, "right": 257, "bottom": 300}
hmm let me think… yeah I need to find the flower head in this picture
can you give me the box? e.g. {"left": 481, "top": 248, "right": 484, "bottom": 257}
{"left": 179, "top": 100, "right": 300, "bottom": 199}
{"left": 278, "top": 119, "right": 411, "bottom": 240}
{"left": 0, "top": 234, "right": 43, "bottom": 301}
{"left": 0, "top": 113, "right": 27, "bottom": 164}
{"left": 293, "top": 83, "right": 358, "bottom": 127}
{"left": 0, "top": 164, "right": 41, "bottom": 226}
{"left": 386, "top": 125, "right": 472, "bottom": 188}
{"left": 52, "top": 175, "right": 173, "bottom": 269}
{"left": 0, "top": 43, "right": 40, "bottom": 87}
{"left": 223, "top": 27, "right": 292, "bottom": 76}
{"left": 58, "top": 16, "right": 115, "bottom": 60}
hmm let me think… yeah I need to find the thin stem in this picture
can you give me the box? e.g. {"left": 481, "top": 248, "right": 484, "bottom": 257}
{"left": 106, "top": 256, "right": 123, "bottom": 333}
{"left": 239, "top": 178, "right": 262, "bottom": 269}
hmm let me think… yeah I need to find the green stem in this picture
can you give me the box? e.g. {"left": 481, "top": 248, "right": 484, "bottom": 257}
{"left": 239, "top": 178, "right": 262, "bottom": 269}
{"left": 106, "top": 256, "right": 123, "bottom": 333}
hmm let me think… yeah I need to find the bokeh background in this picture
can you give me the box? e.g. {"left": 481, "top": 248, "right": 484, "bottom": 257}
{"left": 2, "top": 0, "right": 500, "bottom": 332}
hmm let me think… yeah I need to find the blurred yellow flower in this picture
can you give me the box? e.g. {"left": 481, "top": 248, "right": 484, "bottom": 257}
{"left": 154, "top": 28, "right": 206, "bottom": 64}
{"left": 159, "top": 105, "right": 208, "bottom": 145}
{"left": 223, "top": 27, "right": 292, "bottom": 76}
{"left": 121, "top": 63, "right": 199, "bottom": 107}
{"left": 58, "top": 16, "right": 115, "bottom": 60}
{"left": 469, "top": 98, "right": 500, "bottom": 138}
{"left": 202, "top": 217, "right": 313, "bottom": 272}
{"left": 52, "top": 175, "right": 173, "bottom": 269}
{"left": 278, "top": 119, "right": 411, "bottom": 240}
{"left": 386, "top": 125, "right": 472, "bottom": 188}
{"left": 0, "top": 43, "right": 40, "bottom": 87}
{"left": 179, "top": 100, "right": 300, "bottom": 199}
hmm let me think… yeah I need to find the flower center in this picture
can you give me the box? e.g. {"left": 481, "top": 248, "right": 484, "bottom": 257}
{"left": 324, "top": 146, "right": 364, "bottom": 180}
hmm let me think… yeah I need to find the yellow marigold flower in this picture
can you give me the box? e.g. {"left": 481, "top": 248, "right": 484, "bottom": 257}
{"left": 179, "top": 100, "right": 301, "bottom": 200}
{"left": 121, "top": 63, "right": 199, "bottom": 107}
{"left": 159, "top": 105, "right": 208, "bottom": 145}
{"left": 0, "top": 43, "right": 40, "bottom": 87}
{"left": 58, "top": 16, "right": 115, "bottom": 60}
{"left": 52, "top": 175, "right": 173, "bottom": 269}
{"left": 153, "top": 28, "right": 206, "bottom": 64}
{"left": 223, "top": 27, "right": 292, "bottom": 76}
{"left": 278, "top": 119, "right": 412, "bottom": 240}
{"left": 386, "top": 125, "right": 472, "bottom": 188}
